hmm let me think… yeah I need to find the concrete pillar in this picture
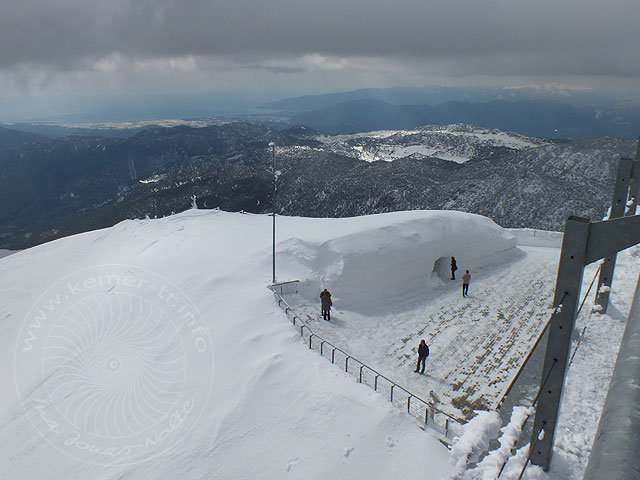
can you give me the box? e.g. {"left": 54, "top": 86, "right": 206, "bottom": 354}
{"left": 595, "top": 158, "right": 634, "bottom": 313}
{"left": 584, "top": 275, "right": 640, "bottom": 480}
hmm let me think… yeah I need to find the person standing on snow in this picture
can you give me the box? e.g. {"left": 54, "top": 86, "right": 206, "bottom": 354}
{"left": 320, "top": 288, "right": 333, "bottom": 321}
{"left": 415, "top": 339, "right": 429, "bottom": 374}
{"left": 462, "top": 270, "right": 471, "bottom": 297}
{"left": 450, "top": 256, "right": 458, "bottom": 280}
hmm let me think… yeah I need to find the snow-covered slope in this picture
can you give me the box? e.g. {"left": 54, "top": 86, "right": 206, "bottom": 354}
{"left": 0, "top": 208, "right": 636, "bottom": 479}
{"left": 317, "top": 124, "right": 548, "bottom": 163}
{"left": 1, "top": 209, "right": 471, "bottom": 479}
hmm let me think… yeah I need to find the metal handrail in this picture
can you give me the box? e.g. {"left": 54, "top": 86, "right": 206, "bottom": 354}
{"left": 269, "top": 284, "right": 464, "bottom": 438}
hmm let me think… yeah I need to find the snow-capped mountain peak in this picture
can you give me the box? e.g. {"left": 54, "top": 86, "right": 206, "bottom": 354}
{"left": 317, "top": 124, "right": 549, "bottom": 164}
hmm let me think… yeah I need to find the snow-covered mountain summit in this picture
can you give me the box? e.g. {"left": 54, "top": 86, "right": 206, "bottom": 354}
{"left": 5, "top": 209, "right": 497, "bottom": 479}
{"left": 1, "top": 208, "right": 635, "bottom": 479}
{"left": 316, "top": 124, "right": 549, "bottom": 164}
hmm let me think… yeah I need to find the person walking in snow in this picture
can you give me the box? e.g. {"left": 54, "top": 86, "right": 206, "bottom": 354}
{"left": 462, "top": 270, "right": 470, "bottom": 297}
{"left": 320, "top": 288, "right": 333, "bottom": 321}
{"left": 414, "top": 339, "right": 429, "bottom": 374}
{"left": 450, "top": 256, "right": 458, "bottom": 280}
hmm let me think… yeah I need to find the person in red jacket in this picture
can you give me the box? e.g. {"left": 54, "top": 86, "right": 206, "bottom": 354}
{"left": 320, "top": 288, "right": 332, "bottom": 321}
{"left": 414, "top": 339, "right": 429, "bottom": 374}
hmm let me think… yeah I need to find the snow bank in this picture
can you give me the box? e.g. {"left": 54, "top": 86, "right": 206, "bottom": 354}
{"left": 447, "top": 411, "right": 501, "bottom": 479}
{"left": 278, "top": 210, "right": 517, "bottom": 314}
{"left": 453, "top": 406, "right": 535, "bottom": 479}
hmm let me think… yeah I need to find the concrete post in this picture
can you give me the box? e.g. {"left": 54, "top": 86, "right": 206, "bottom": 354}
{"left": 626, "top": 139, "right": 640, "bottom": 216}
{"left": 529, "top": 216, "right": 590, "bottom": 470}
{"left": 583, "top": 275, "right": 640, "bottom": 480}
{"left": 595, "top": 158, "right": 634, "bottom": 313}
{"left": 530, "top": 213, "right": 640, "bottom": 471}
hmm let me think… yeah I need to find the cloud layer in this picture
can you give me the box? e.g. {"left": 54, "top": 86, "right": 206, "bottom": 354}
{"left": 2, "top": 0, "right": 640, "bottom": 119}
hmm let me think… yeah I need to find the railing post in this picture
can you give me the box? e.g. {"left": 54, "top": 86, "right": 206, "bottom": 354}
{"left": 345, "top": 356, "right": 350, "bottom": 372}
{"left": 390, "top": 384, "right": 395, "bottom": 402}
{"left": 331, "top": 348, "right": 335, "bottom": 364}
{"left": 445, "top": 418, "right": 449, "bottom": 438}
{"left": 320, "top": 341, "right": 324, "bottom": 356}
{"left": 374, "top": 375, "right": 379, "bottom": 391}
{"left": 407, "top": 395, "right": 412, "bottom": 413}
{"left": 359, "top": 365, "right": 363, "bottom": 383}
{"left": 425, "top": 407, "right": 429, "bottom": 426}
{"left": 309, "top": 334, "right": 313, "bottom": 349}
{"left": 300, "top": 325, "right": 304, "bottom": 336}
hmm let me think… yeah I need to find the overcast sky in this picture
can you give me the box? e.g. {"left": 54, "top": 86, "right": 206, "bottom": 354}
{"left": 2, "top": 0, "right": 640, "bottom": 121}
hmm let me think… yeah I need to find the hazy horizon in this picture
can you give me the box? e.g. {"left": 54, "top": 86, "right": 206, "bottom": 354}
{"left": 3, "top": 0, "right": 640, "bottom": 123}
{"left": 2, "top": 83, "right": 638, "bottom": 125}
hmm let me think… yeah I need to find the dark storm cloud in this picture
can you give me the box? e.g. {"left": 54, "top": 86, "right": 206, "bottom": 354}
{"left": 2, "top": 0, "right": 640, "bottom": 79}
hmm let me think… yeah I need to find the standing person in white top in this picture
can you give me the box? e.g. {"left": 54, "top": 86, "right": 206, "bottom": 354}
{"left": 462, "top": 270, "right": 470, "bottom": 297}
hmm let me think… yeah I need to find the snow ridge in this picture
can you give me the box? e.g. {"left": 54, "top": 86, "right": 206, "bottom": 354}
{"left": 317, "top": 124, "right": 548, "bottom": 164}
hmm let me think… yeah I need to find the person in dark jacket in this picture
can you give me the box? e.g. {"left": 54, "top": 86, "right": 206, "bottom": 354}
{"left": 320, "top": 288, "right": 332, "bottom": 321}
{"left": 450, "top": 256, "right": 458, "bottom": 280}
{"left": 414, "top": 339, "right": 429, "bottom": 374}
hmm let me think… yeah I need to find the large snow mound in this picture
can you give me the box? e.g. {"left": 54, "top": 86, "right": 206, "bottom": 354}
{"left": 277, "top": 210, "right": 517, "bottom": 314}
{"left": 0, "top": 209, "right": 457, "bottom": 479}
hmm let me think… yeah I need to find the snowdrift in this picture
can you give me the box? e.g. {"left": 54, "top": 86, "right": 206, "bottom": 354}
{"left": 278, "top": 210, "right": 517, "bottom": 314}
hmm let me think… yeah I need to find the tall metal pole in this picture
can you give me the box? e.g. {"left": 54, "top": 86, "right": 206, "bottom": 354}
{"left": 271, "top": 142, "right": 276, "bottom": 284}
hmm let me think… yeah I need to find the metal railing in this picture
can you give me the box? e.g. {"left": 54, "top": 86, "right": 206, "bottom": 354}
{"left": 269, "top": 282, "right": 464, "bottom": 441}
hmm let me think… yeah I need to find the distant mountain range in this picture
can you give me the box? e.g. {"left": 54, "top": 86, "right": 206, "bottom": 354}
{"left": 285, "top": 98, "right": 640, "bottom": 139}
{"left": 0, "top": 126, "right": 47, "bottom": 153}
{"left": 6, "top": 86, "right": 640, "bottom": 141}
{"left": 262, "top": 85, "right": 619, "bottom": 112}
{"left": 0, "top": 122, "right": 635, "bottom": 250}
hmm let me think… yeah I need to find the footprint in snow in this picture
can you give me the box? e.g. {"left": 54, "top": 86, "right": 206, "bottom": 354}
{"left": 286, "top": 457, "right": 299, "bottom": 472}
{"left": 343, "top": 447, "right": 355, "bottom": 458}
